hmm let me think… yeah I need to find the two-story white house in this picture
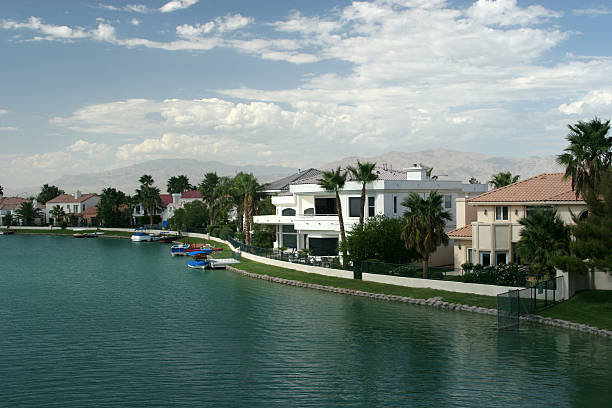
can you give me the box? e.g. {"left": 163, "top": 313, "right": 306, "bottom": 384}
{"left": 448, "top": 173, "right": 587, "bottom": 270}
{"left": 254, "top": 164, "right": 488, "bottom": 265}
{"left": 160, "top": 190, "right": 203, "bottom": 226}
{"left": 46, "top": 191, "right": 100, "bottom": 224}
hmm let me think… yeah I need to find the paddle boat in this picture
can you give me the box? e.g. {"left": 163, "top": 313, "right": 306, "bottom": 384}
{"left": 131, "top": 228, "right": 152, "bottom": 242}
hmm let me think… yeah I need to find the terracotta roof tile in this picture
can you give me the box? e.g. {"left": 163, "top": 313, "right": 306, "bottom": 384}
{"left": 448, "top": 224, "right": 472, "bottom": 238}
{"left": 47, "top": 193, "right": 98, "bottom": 204}
{"left": 0, "top": 197, "right": 29, "bottom": 211}
{"left": 291, "top": 166, "right": 409, "bottom": 185}
{"left": 469, "top": 173, "right": 582, "bottom": 203}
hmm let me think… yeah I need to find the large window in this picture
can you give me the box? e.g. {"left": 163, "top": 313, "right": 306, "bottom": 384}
{"left": 309, "top": 238, "right": 338, "bottom": 256}
{"left": 495, "top": 206, "right": 509, "bottom": 221}
{"left": 495, "top": 251, "right": 508, "bottom": 265}
{"left": 480, "top": 251, "right": 491, "bottom": 266}
{"left": 467, "top": 248, "right": 473, "bottom": 264}
{"left": 281, "top": 224, "right": 297, "bottom": 248}
{"left": 349, "top": 197, "right": 361, "bottom": 217}
{"left": 315, "top": 198, "right": 337, "bottom": 215}
{"left": 368, "top": 197, "right": 375, "bottom": 217}
{"left": 444, "top": 195, "right": 452, "bottom": 209}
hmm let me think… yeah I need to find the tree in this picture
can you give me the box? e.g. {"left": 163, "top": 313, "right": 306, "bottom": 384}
{"left": 318, "top": 167, "right": 348, "bottom": 267}
{"left": 168, "top": 200, "right": 208, "bottom": 231}
{"left": 401, "top": 191, "right": 452, "bottom": 278}
{"left": 167, "top": 175, "right": 193, "bottom": 194}
{"left": 516, "top": 208, "right": 570, "bottom": 275}
{"left": 469, "top": 177, "right": 480, "bottom": 184}
{"left": 341, "top": 215, "right": 418, "bottom": 264}
{"left": 198, "top": 172, "right": 220, "bottom": 203}
{"left": 489, "top": 172, "right": 520, "bottom": 189}
{"left": 0, "top": 185, "right": 3, "bottom": 196}
{"left": 347, "top": 161, "right": 378, "bottom": 228}
{"left": 556, "top": 117, "right": 612, "bottom": 198}
{"left": 97, "top": 188, "right": 130, "bottom": 227}
{"left": 3, "top": 213, "right": 13, "bottom": 228}
{"left": 50, "top": 205, "right": 66, "bottom": 226}
{"left": 136, "top": 175, "right": 161, "bottom": 228}
{"left": 15, "top": 201, "right": 43, "bottom": 226}
{"left": 233, "top": 172, "right": 262, "bottom": 245}
{"left": 554, "top": 170, "right": 612, "bottom": 273}
{"left": 37, "top": 184, "right": 64, "bottom": 205}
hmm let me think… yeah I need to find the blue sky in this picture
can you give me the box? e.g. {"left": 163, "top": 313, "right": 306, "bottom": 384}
{"left": 1, "top": 0, "right": 611, "bottom": 189}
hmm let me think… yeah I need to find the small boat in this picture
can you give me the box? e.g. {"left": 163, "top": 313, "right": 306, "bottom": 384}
{"left": 0, "top": 230, "right": 15, "bottom": 235}
{"left": 187, "top": 251, "right": 211, "bottom": 269}
{"left": 131, "top": 228, "right": 152, "bottom": 242}
{"left": 170, "top": 243, "right": 192, "bottom": 256}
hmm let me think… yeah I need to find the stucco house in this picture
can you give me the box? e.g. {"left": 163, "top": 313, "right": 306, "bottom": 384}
{"left": 254, "top": 164, "right": 488, "bottom": 265}
{"left": 448, "top": 173, "right": 586, "bottom": 270}
{"left": 160, "top": 190, "right": 203, "bottom": 225}
{"left": 46, "top": 191, "right": 100, "bottom": 225}
{"left": 0, "top": 197, "right": 46, "bottom": 226}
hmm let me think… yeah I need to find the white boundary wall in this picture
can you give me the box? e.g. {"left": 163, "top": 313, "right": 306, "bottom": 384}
{"left": 8, "top": 226, "right": 522, "bottom": 296}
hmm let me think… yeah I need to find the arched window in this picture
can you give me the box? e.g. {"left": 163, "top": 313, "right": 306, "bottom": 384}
{"left": 282, "top": 208, "right": 296, "bottom": 216}
{"left": 303, "top": 208, "right": 314, "bottom": 215}
{"left": 579, "top": 210, "right": 588, "bottom": 221}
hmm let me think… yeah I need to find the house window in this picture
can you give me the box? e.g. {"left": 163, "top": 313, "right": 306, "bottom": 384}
{"left": 281, "top": 208, "right": 296, "bottom": 216}
{"left": 467, "top": 248, "right": 473, "bottom": 264}
{"left": 73, "top": 205, "right": 78, "bottom": 213}
{"left": 303, "top": 208, "right": 314, "bottom": 215}
{"left": 315, "top": 198, "right": 337, "bottom": 215}
{"left": 393, "top": 196, "right": 397, "bottom": 214}
{"left": 495, "top": 251, "right": 508, "bottom": 265}
{"left": 480, "top": 251, "right": 491, "bottom": 266}
{"left": 368, "top": 197, "right": 375, "bottom": 217}
{"left": 495, "top": 206, "right": 509, "bottom": 220}
{"left": 349, "top": 197, "right": 361, "bottom": 217}
{"left": 444, "top": 195, "right": 452, "bottom": 209}
{"left": 281, "top": 224, "right": 297, "bottom": 248}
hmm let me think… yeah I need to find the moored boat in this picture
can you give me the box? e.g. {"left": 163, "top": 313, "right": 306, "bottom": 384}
{"left": 131, "top": 228, "right": 152, "bottom": 242}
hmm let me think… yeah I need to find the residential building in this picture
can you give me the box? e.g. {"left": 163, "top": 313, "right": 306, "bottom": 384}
{"left": 254, "top": 164, "right": 488, "bottom": 264}
{"left": 161, "top": 190, "right": 203, "bottom": 226}
{"left": 46, "top": 191, "right": 100, "bottom": 225}
{"left": 0, "top": 197, "right": 46, "bottom": 226}
{"left": 448, "top": 173, "right": 586, "bottom": 270}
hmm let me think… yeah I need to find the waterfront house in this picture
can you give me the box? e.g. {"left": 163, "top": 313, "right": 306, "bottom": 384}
{"left": 160, "top": 190, "right": 203, "bottom": 226}
{"left": 46, "top": 191, "right": 100, "bottom": 225}
{"left": 0, "top": 197, "right": 46, "bottom": 226}
{"left": 448, "top": 173, "right": 586, "bottom": 270}
{"left": 254, "top": 164, "right": 488, "bottom": 265}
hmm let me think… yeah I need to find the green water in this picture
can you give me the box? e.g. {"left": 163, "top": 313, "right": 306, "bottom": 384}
{"left": 0, "top": 235, "right": 610, "bottom": 407}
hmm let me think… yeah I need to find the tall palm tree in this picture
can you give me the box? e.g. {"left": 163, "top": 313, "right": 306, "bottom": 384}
{"left": 401, "top": 192, "right": 452, "bottom": 278}
{"left": 37, "top": 184, "right": 64, "bottom": 205}
{"left": 556, "top": 117, "right": 612, "bottom": 198}
{"left": 234, "top": 172, "right": 262, "bottom": 245}
{"left": 347, "top": 161, "right": 378, "bottom": 228}
{"left": 139, "top": 174, "right": 154, "bottom": 188}
{"left": 489, "top": 172, "right": 520, "bottom": 189}
{"left": 50, "top": 205, "right": 66, "bottom": 226}
{"left": 15, "top": 201, "right": 43, "bottom": 226}
{"left": 136, "top": 175, "right": 161, "bottom": 228}
{"left": 516, "top": 208, "right": 570, "bottom": 275}
{"left": 318, "top": 167, "right": 348, "bottom": 267}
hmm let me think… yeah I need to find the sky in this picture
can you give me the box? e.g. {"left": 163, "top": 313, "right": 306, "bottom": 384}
{"left": 1, "top": 0, "right": 611, "bottom": 190}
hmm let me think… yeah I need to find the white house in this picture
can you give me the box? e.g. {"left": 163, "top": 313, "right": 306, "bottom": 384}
{"left": 0, "top": 197, "right": 46, "bottom": 226}
{"left": 161, "top": 190, "right": 203, "bottom": 225}
{"left": 254, "top": 164, "right": 488, "bottom": 265}
{"left": 46, "top": 191, "right": 100, "bottom": 224}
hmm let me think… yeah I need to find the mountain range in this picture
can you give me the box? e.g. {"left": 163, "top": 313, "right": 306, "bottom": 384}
{"left": 5, "top": 149, "right": 563, "bottom": 196}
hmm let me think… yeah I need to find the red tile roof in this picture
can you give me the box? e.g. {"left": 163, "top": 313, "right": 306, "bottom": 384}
{"left": 448, "top": 224, "right": 472, "bottom": 238}
{"left": 159, "top": 190, "right": 202, "bottom": 208}
{"left": 468, "top": 173, "right": 583, "bottom": 203}
{"left": 0, "top": 197, "right": 29, "bottom": 211}
{"left": 47, "top": 193, "right": 98, "bottom": 204}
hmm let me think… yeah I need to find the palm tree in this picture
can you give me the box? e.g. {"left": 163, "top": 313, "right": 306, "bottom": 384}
{"left": 516, "top": 208, "right": 570, "bottom": 275}
{"left": 347, "top": 161, "right": 378, "bottom": 228}
{"left": 318, "top": 167, "right": 348, "bottom": 267}
{"left": 556, "top": 117, "right": 612, "bottom": 198}
{"left": 50, "top": 205, "right": 66, "bottom": 226}
{"left": 234, "top": 172, "right": 262, "bottom": 245}
{"left": 401, "top": 192, "right": 452, "bottom": 278}
{"left": 0, "top": 185, "right": 3, "bottom": 196}
{"left": 15, "top": 201, "right": 43, "bottom": 226}
{"left": 167, "top": 175, "right": 193, "bottom": 194}
{"left": 3, "top": 213, "right": 13, "bottom": 228}
{"left": 489, "top": 172, "right": 520, "bottom": 189}
{"left": 136, "top": 175, "right": 161, "bottom": 228}
{"left": 37, "top": 184, "right": 64, "bottom": 205}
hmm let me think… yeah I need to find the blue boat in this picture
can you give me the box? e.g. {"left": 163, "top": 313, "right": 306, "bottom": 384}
{"left": 186, "top": 250, "right": 212, "bottom": 269}
{"left": 187, "top": 259, "right": 211, "bottom": 269}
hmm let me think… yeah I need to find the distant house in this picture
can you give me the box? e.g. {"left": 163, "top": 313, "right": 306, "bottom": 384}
{"left": 45, "top": 191, "right": 100, "bottom": 225}
{"left": 448, "top": 173, "right": 586, "bottom": 270}
{"left": 254, "top": 164, "right": 487, "bottom": 263}
{"left": 0, "top": 197, "right": 46, "bottom": 226}
{"left": 132, "top": 190, "right": 203, "bottom": 227}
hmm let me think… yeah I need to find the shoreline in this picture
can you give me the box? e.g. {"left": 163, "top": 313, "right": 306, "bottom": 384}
{"left": 5, "top": 230, "right": 612, "bottom": 338}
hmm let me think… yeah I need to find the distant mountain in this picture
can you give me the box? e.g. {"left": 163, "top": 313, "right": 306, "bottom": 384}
{"left": 321, "top": 148, "right": 562, "bottom": 184}
{"left": 50, "top": 159, "right": 299, "bottom": 194}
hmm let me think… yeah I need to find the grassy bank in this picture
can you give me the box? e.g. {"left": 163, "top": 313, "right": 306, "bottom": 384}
{"left": 538, "top": 290, "right": 612, "bottom": 331}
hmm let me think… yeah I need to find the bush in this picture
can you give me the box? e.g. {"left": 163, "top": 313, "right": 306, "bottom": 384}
{"left": 60, "top": 221, "right": 68, "bottom": 229}
{"left": 461, "top": 262, "right": 528, "bottom": 286}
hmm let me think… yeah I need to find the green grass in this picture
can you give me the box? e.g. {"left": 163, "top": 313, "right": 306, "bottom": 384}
{"left": 538, "top": 290, "right": 612, "bottom": 331}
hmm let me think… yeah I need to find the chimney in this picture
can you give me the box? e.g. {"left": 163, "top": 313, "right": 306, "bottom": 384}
{"left": 74, "top": 190, "right": 82, "bottom": 200}
{"left": 172, "top": 193, "right": 181, "bottom": 205}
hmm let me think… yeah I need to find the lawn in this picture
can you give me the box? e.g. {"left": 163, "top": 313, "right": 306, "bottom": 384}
{"left": 538, "top": 290, "right": 612, "bottom": 331}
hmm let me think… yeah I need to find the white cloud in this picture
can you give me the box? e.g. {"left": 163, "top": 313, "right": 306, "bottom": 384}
{"left": 216, "top": 14, "right": 253, "bottom": 32}
{"left": 124, "top": 4, "right": 152, "bottom": 13}
{"left": 0, "top": 108, "right": 7, "bottom": 115}
{"left": 159, "top": 0, "right": 198, "bottom": 13}
{"left": 559, "top": 90, "right": 612, "bottom": 115}
{"left": 572, "top": 6, "right": 612, "bottom": 16}
{"left": 130, "top": 18, "right": 140, "bottom": 26}
{"left": 1, "top": 16, "right": 88, "bottom": 41}
{"left": 67, "top": 140, "right": 111, "bottom": 158}
{"left": 467, "top": 0, "right": 562, "bottom": 26}
{"left": 0, "top": 126, "right": 18, "bottom": 131}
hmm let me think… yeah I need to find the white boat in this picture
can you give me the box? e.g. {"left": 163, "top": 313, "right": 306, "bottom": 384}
{"left": 131, "top": 229, "right": 152, "bottom": 242}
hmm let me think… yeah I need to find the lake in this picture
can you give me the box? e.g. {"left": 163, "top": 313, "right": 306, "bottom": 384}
{"left": 1, "top": 235, "right": 610, "bottom": 407}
